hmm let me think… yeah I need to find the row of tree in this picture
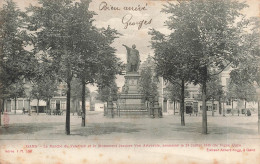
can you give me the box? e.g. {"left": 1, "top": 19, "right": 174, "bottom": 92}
{"left": 149, "top": 0, "right": 260, "bottom": 134}
{"left": 0, "top": 0, "right": 122, "bottom": 135}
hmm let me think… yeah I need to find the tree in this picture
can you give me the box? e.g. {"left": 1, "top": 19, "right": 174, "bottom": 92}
{"left": 157, "top": 0, "right": 259, "bottom": 134}
{"left": 97, "top": 80, "right": 118, "bottom": 103}
{"left": 138, "top": 66, "right": 158, "bottom": 102}
{"left": 27, "top": 0, "right": 122, "bottom": 132}
{"left": 149, "top": 25, "right": 195, "bottom": 126}
{"left": 0, "top": 0, "right": 28, "bottom": 86}
{"left": 30, "top": 82, "right": 42, "bottom": 115}
{"left": 228, "top": 81, "right": 258, "bottom": 109}
{"left": 30, "top": 76, "right": 58, "bottom": 115}
{"left": 198, "top": 74, "right": 223, "bottom": 116}
{"left": 165, "top": 82, "right": 189, "bottom": 115}
{"left": 226, "top": 81, "right": 237, "bottom": 115}
{"left": 26, "top": 58, "right": 58, "bottom": 115}
{"left": 96, "top": 79, "right": 118, "bottom": 117}
{"left": 67, "top": 1, "right": 121, "bottom": 126}
{"left": 71, "top": 77, "right": 90, "bottom": 115}
{"left": 227, "top": 16, "right": 260, "bottom": 132}
{"left": 0, "top": 0, "right": 34, "bottom": 124}
{"left": 65, "top": 0, "right": 97, "bottom": 126}
{"left": 227, "top": 15, "right": 260, "bottom": 114}
{"left": 26, "top": 0, "right": 80, "bottom": 134}
{"left": 8, "top": 80, "right": 25, "bottom": 114}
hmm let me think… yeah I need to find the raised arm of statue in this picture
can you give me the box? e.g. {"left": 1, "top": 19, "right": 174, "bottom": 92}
{"left": 122, "top": 44, "right": 130, "bottom": 51}
{"left": 122, "top": 44, "right": 131, "bottom": 63}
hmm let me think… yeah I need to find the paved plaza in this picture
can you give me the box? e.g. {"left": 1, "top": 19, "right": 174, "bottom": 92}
{"left": 1, "top": 111, "right": 259, "bottom": 142}
{"left": 1, "top": 112, "right": 260, "bottom": 164}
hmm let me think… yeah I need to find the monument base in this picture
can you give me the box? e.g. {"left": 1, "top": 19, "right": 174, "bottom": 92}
{"left": 117, "top": 72, "right": 149, "bottom": 117}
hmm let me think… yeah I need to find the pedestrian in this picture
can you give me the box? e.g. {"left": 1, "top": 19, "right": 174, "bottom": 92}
{"left": 246, "top": 109, "right": 251, "bottom": 116}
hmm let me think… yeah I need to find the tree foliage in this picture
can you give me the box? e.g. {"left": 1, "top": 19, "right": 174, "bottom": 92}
{"left": 97, "top": 80, "right": 118, "bottom": 102}
{"left": 227, "top": 81, "right": 257, "bottom": 102}
{"left": 150, "top": 0, "right": 259, "bottom": 133}
{"left": 165, "top": 82, "right": 189, "bottom": 102}
{"left": 198, "top": 74, "right": 223, "bottom": 101}
{"left": 138, "top": 66, "right": 158, "bottom": 101}
{"left": 26, "top": 0, "right": 122, "bottom": 132}
{"left": 71, "top": 78, "right": 90, "bottom": 101}
{"left": 0, "top": 0, "right": 35, "bottom": 100}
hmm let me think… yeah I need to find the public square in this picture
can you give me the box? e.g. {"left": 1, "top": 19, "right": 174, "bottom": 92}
{"left": 1, "top": 111, "right": 259, "bottom": 142}
{"left": 1, "top": 0, "right": 260, "bottom": 163}
{"left": 1, "top": 111, "right": 260, "bottom": 164}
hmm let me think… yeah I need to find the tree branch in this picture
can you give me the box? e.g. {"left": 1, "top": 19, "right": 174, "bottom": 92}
{"left": 209, "top": 62, "right": 232, "bottom": 77}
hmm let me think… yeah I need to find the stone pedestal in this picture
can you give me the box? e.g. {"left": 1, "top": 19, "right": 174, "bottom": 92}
{"left": 118, "top": 72, "right": 148, "bottom": 116}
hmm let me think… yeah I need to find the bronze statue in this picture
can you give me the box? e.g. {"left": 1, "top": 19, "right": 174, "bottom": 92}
{"left": 122, "top": 44, "right": 140, "bottom": 72}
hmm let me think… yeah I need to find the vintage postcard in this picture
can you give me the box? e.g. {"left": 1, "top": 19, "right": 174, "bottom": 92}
{"left": 0, "top": 0, "right": 260, "bottom": 163}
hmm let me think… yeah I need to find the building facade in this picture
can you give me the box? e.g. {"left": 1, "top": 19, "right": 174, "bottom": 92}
{"left": 140, "top": 56, "right": 258, "bottom": 115}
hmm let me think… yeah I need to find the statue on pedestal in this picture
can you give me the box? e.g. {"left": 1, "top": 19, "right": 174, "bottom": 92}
{"left": 122, "top": 44, "right": 140, "bottom": 72}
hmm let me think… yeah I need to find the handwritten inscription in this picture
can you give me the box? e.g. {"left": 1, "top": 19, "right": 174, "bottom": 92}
{"left": 99, "top": 2, "right": 121, "bottom": 11}
{"left": 122, "top": 14, "right": 152, "bottom": 30}
{"left": 99, "top": 2, "right": 148, "bottom": 11}
{"left": 99, "top": 1, "right": 152, "bottom": 30}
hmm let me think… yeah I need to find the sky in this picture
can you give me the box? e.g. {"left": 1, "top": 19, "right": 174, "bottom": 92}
{"left": 4, "top": 0, "right": 260, "bottom": 92}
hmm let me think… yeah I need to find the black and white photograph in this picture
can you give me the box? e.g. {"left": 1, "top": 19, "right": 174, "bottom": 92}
{"left": 0, "top": 0, "right": 260, "bottom": 163}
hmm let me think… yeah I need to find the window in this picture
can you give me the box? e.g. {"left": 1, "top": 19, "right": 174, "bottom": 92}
{"left": 207, "top": 106, "right": 212, "bottom": 111}
{"left": 201, "top": 106, "right": 211, "bottom": 111}
{"left": 51, "top": 100, "right": 56, "bottom": 109}
{"left": 226, "top": 99, "right": 231, "bottom": 105}
{"left": 61, "top": 101, "right": 66, "bottom": 110}
{"left": 213, "top": 104, "right": 217, "bottom": 111}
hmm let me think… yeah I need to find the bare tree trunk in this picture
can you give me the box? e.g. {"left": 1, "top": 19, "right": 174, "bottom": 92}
{"left": 223, "top": 101, "right": 225, "bottom": 116}
{"left": 181, "top": 79, "right": 185, "bottom": 126}
{"left": 66, "top": 80, "right": 71, "bottom": 135}
{"left": 231, "top": 98, "right": 234, "bottom": 116}
{"left": 1, "top": 98, "right": 4, "bottom": 114}
{"left": 37, "top": 99, "right": 39, "bottom": 115}
{"left": 14, "top": 97, "right": 17, "bottom": 114}
{"left": 47, "top": 98, "right": 50, "bottom": 115}
{"left": 173, "top": 100, "right": 176, "bottom": 115}
{"left": 81, "top": 80, "right": 86, "bottom": 127}
{"left": 179, "top": 102, "right": 181, "bottom": 116}
{"left": 245, "top": 100, "right": 247, "bottom": 109}
{"left": 202, "top": 66, "right": 207, "bottom": 134}
{"left": 218, "top": 97, "right": 222, "bottom": 115}
{"left": 0, "top": 99, "right": 2, "bottom": 126}
{"left": 28, "top": 98, "right": 31, "bottom": 116}
{"left": 258, "top": 100, "right": 260, "bottom": 135}
{"left": 212, "top": 99, "right": 214, "bottom": 117}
